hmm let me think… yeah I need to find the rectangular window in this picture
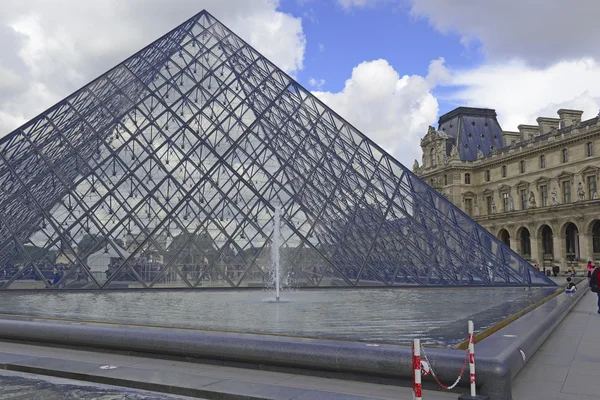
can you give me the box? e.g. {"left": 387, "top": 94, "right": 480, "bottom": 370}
{"left": 541, "top": 185, "right": 548, "bottom": 207}
{"left": 486, "top": 196, "right": 493, "bottom": 215}
{"left": 503, "top": 192, "right": 510, "bottom": 212}
{"left": 464, "top": 173, "right": 471, "bottom": 184}
{"left": 464, "top": 198, "right": 473, "bottom": 216}
{"left": 519, "top": 160, "right": 525, "bottom": 173}
{"left": 587, "top": 142, "right": 594, "bottom": 157}
{"left": 588, "top": 175, "right": 597, "bottom": 199}
{"left": 562, "top": 148, "right": 569, "bottom": 163}
{"left": 444, "top": 175, "right": 448, "bottom": 185}
{"left": 485, "top": 170, "right": 490, "bottom": 182}
{"left": 540, "top": 155, "right": 546, "bottom": 168}
{"left": 501, "top": 165, "right": 507, "bottom": 177}
{"left": 521, "top": 189, "right": 528, "bottom": 210}
{"left": 563, "top": 180, "right": 571, "bottom": 203}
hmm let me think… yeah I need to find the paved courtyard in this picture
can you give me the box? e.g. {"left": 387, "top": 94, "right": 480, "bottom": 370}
{"left": 512, "top": 288, "right": 600, "bottom": 399}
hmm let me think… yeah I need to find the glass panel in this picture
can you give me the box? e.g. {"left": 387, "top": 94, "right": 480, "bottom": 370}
{"left": 0, "top": 11, "right": 554, "bottom": 290}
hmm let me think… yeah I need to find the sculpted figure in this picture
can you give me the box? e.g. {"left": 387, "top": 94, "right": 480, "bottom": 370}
{"left": 577, "top": 182, "right": 585, "bottom": 201}
{"left": 450, "top": 145, "right": 459, "bottom": 158}
{"left": 529, "top": 191, "right": 536, "bottom": 208}
{"left": 412, "top": 159, "right": 421, "bottom": 173}
{"left": 551, "top": 187, "right": 559, "bottom": 205}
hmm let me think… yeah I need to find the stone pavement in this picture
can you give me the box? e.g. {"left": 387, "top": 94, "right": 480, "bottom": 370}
{"left": 512, "top": 288, "right": 600, "bottom": 400}
{"left": 0, "top": 340, "right": 458, "bottom": 400}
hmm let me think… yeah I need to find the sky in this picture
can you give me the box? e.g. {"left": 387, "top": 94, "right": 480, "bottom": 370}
{"left": 2, "top": 0, "right": 600, "bottom": 167}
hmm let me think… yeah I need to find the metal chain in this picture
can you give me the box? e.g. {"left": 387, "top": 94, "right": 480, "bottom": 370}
{"left": 420, "top": 343, "right": 470, "bottom": 390}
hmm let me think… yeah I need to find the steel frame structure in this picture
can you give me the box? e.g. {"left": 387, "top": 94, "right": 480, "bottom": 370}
{"left": 0, "top": 10, "right": 554, "bottom": 290}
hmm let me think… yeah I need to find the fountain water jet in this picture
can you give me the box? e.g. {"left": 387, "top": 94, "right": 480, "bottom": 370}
{"left": 272, "top": 207, "right": 281, "bottom": 302}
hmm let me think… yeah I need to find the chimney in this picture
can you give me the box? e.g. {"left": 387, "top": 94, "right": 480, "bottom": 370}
{"left": 536, "top": 117, "right": 560, "bottom": 135}
{"left": 557, "top": 109, "right": 583, "bottom": 128}
{"left": 518, "top": 124, "right": 539, "bottom": 141}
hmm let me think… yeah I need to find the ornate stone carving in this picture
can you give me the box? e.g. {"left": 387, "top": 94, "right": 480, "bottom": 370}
{"left": 477, "top": 150, "right": 484, "bottom": 160}
{"left": 450, "top": 145, "right": 459, "bottom": 159}
{"left": 593, "top": 191, "right": 598, "bottom": 200}
{"left": 528, "top": 191, "right": 536, "bottom": 208}
{"left": 577, "top": 182, "right": 585, "bottom": 201}
{"left": 412, "top": 159, "right": 421, "bottom": 174}
{"left": 551, "top": 187, "right": 559, "bottom": 205}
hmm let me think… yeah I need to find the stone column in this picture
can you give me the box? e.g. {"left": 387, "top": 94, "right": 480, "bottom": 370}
{"left": 579, "top": 232, "right": 592, "bottom": 265}
{"left": 552, "top": 233, "right": 565, "bottom": 269}
{"left": 530, "top": 233, "right": 540, "bottom": 265}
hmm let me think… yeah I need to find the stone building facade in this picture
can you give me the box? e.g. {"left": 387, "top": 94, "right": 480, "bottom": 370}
{"left": 414, "top": 107, "right": 600, "bottom": 270}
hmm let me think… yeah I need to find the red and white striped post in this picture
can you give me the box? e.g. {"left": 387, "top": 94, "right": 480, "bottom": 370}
{"left": 413, "top": 338, "right": 422, "bottom": 400}
{"left": 468, "top": 320, "right": 476, "bottom": 397}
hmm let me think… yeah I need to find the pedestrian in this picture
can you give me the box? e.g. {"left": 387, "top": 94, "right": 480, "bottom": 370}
{"left": 588, "top": 261, "right": 594, "bottom": 284}
{"left": 566, "top": 277, "right": 577, "bottom": 293}
{"left": 590, "top": 264, "right": 600, "bottom": 314}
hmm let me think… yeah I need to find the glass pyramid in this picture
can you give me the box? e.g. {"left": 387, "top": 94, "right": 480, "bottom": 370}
{"left": 0, "top": 10, "right": 554, "bottom": 290}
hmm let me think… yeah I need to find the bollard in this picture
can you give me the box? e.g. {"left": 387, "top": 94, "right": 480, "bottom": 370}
{"left": 458, "top": 321, "right": 490, "bottom": 400}
{"left": 413, "top": 338, "right": 422, "bottom": 400}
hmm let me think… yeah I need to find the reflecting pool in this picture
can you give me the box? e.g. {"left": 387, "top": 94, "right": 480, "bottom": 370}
{"left": 0, "top": 287, "right": 557, "bottom": 347}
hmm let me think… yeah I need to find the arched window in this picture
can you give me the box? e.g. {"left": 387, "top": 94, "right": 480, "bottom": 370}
{"left": 593, "top": 221, "right": 600, "bottom": 254}
{"left": 464, "top": 173, "right": 471, "bottom": 184}
{"left": 430, "top": 148, "right": 436, "bottom": 167}
{"left": 565, "top": 223, "right": 579, "bottom": 261}
{"left": 518, "top": 228, "right": 531, "bottom": 258}
{"left": 541, "top": 225, "right": 553, "bottom": 256}
{"left": 498, "top": 229, "right": 510, "bottom": 247}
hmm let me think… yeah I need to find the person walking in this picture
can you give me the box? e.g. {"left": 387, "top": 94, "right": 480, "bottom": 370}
{"left": 590, "top": 264, "right": 600, "bottom": 314}
{"left": 588, "top": 261, "right": 594, "bottom": 284}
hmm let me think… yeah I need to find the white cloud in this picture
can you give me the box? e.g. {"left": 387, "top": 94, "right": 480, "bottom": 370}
{"left": 0, "top": 0, "right": 306, "bottom": 135}
{"left": 313, "top": 58, "right": 444, "bottom": 165}
{"left": 308, "top": 77, "right": 326, "bottom": 90}
{"left": 318, "top": 42, "right": 325, "bottom": 52}
{"left": 447, "top": 58, "right": 600, "bottom": 130}
{"left": 410, "top": 0, "right": 600, "bottom": 65}
{"left": 337, "top": 0, "right": 387, "bottom": 10}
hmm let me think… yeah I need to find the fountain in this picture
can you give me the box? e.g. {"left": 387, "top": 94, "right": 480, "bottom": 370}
{"left": 272, "top": 206, "right": 281, "bottom": 302}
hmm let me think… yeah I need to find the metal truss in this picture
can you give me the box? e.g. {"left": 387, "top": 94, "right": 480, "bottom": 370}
{"left": 0, "top": 10, "right": 554, "bottom": 290}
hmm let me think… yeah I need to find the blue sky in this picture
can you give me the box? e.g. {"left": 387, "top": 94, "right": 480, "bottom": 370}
{"left": 279, "top": 0, "right": 483, "bottom": 116}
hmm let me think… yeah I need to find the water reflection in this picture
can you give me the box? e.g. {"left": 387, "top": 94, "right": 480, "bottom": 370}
{"left": 0, "top": 287, "right": 556, "bottom": 347}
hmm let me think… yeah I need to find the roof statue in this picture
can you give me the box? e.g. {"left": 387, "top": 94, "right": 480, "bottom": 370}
{"left": 0, "top": 10, "right": 554, "bottom": 289}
